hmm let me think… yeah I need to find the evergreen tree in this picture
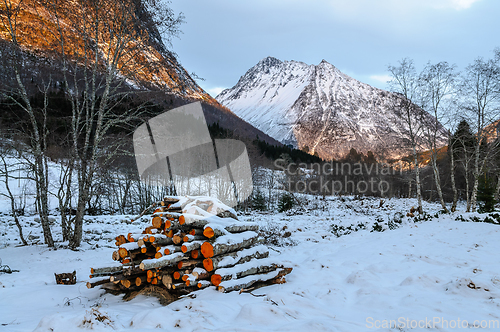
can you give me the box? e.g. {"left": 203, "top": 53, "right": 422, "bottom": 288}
{"left": 478, "top": 174, "right": 496, "bottom": 213}
{"left": 278, "top": 192, "right": 295, "bottom": 212}
{"left": 450, "top": 120, "right": 476, "bottom": 161}
{"left": 252, "top": 189, "right": 267, "bottom": 211}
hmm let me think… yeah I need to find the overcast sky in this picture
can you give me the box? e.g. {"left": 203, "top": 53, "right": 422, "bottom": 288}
{"left": 168, "top": 0, "right": 500, "bottom": 97}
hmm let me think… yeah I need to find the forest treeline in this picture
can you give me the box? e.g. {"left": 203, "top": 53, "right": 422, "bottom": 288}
{"left": 0, "top": 0, "right": 499, "bottom": 249}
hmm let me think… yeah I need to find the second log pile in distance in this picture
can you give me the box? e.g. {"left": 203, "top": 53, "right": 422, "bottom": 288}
{"left": 87, "top": 196, "right": 292, "bottom": 294}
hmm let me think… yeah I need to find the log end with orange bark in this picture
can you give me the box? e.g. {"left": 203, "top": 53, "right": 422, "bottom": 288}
{"left": 201, "top": 242, "right": 214, "bottom": 258}
{"left": 203, "top": 258, "right": 213, "bottom": 272}
{"left": 203, "top": 227, "right": 215, "bottom": 239}
{"left": 152, "top": 216, "right": 162, "bottom": 229}
{"left": 211, "top": 274, "right": 222, "bottom": 286}
{"left": 191, "top": 250, "right": 199, "bottom": 259}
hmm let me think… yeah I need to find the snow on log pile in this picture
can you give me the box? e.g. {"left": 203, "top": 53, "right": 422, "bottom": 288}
{"left": 87, "top": 196, "right": 292, "bottom": 295}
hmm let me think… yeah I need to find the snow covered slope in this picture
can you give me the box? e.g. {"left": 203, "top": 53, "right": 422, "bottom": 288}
{"left": 217, "top": 57, "right": 448, "bottom": 160}
{"left": 2, "top": 197, "right": 500, "bottom": 331}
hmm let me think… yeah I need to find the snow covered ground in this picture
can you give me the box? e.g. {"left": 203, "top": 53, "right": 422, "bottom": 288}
{"left": 1, "top": 196, "right": 500, "bottom": 331}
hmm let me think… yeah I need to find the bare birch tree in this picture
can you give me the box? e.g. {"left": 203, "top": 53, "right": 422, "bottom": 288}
{"left": 459, "top": 55, "right": 500, "bottom": 212}
{"left": 35, "top": 0, "right": 184, "bottom": 247}
{"left": 419, "top": 61, "right": 458, "bottom": 212}
{"left": 388, "top": 58, "right": 425, "bottom": 213}
{"left": 0, "top": 0, "right": 54, "bottom": 246}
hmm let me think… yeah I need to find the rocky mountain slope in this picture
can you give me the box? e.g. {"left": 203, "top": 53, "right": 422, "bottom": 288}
{"left": 0, "top": 0, "right": 212, "bottom": 103}
{"left": 217, "top": 57, "right": 448, "bottom": 160}
{"left": 0, "top": 1, "right": 283, "bottom": 151}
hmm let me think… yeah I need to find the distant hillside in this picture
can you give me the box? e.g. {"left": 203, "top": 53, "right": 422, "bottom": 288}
{"left": 0, "top": 0, "right": 214, "bottom": 103}
{"left": 0, "top": 0, "right": 286, "bottom": 162}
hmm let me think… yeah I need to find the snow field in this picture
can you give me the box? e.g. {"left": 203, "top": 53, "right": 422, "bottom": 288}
{"left": 0, "top": 196, "right": 500, "bottom": 331}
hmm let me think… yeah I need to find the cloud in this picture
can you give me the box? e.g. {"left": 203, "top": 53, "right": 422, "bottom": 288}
{"left": 326, "top": 0, "right": 481, "bottom": 15}
{"left": 206, "top": 87, "right": 226, "bottom": 97}
{"left": 447, "top": 0, "right": 481, "bottom": 10}
{"left": 369, "top": 75, "right": 392, "bottom": 84}
{"left": 429, "top": 0, "right": 482, "bottom": 10}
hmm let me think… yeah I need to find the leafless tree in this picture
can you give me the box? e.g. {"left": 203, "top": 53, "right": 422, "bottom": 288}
{"left": 459, "top": 54, "right": 500, "bottom": 212}
{"left": 33, "top": 0, "right": 184, "bottom": 247}
{"left": 419, "top": 61, "right": 458, "bottom": 212}
{"left": 0, "top": 140, "right": 28, "bottom": 245}
{"left": 388, "top": 58, "right": 425, "bottom": 213}
{"left": 0, "top": 0, "right": 54, "bottom": 246}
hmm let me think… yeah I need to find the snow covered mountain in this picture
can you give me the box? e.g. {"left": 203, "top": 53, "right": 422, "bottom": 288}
{"left": 217, "top": 57, "right": 448, "bottom": 160}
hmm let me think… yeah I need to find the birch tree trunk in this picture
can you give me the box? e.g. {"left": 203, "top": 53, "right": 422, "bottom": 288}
{"left": 0, "top": 0, "right": 54, "bottom": 246}
{"left": 495, "top": 176, "right": 500, "bottom": 202}
{"left": 449, "top": 143, "right": 458, "bottom": 212}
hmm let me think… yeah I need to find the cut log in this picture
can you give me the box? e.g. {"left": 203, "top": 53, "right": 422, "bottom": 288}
{"left": 200, "top": 231, "right": 260, "bottom": 258}
{"left": 147, "top": 234, "right": 174, "bottom": 246}
{"left": 86, "top": 277, "right": 110, "bottom": 289}
{"left": 135, "top": 275, "right": 148, "bottom": 287}
{"left": 91, "top": 271, "right": 122, "bottom": 278}
{"left": 120, "top": 279, "right": 132, "bottom": 288}
{"left": 172, "top": 282, "right": 189, "bottom": 290}
{"left": 173, "top": 271, "right": 184, "bottom": 280}
{"left": 118, "top": 242, "right": 141, "bottom": 251}
{"left": 112, "top": 251, "right": 120, "bottom": 261}
{"left": 164, "top": 219, "right": 172, "bottom": 231}
{"left": 163, "top": 196, "right": 180, "bottom": 204}
{"left": 91, "top": 263, "right": 130, "bottom": 275}
{"left": 217, "top": 268, "right": 292, "bottom": 293}
{"left": 188, "top": 229, "right": 204, "bottom": 236}
{"left": 197, "top": 280, "right": 211, "bottom": 289}
{"left": 202, "top": 227, "right": 216, "bottom": 239}
{"left": 152, "top": 212, "right": 181, "bottom": 220}
{"left": 215, "top": 258, "right": 283, "bottom": 282}
{"left": 152, "top": 216, "right": 172, "bottom": 230}
{"left": 162, "top": 274, "right": 173, "bottom": 289}
{"left": 191, "top": 267, "right": 208, "bottom": 279}
{"left": 144, "top": 226, "right": 158, "bottom": 234}
{"left": 172, "top": 233, "right": 185, "bottom": 245}
{"left": 191, "top": 250, "right": 199, "bottom": 259}
{"left": 152, "top": 216, "right": 162, "bottom": 229}
{"left": 177, "top": 259, "right": 202, "bottom": 269}
{"left": 139, "top": 252, "right": 185, "bottom": 270}
{"left": 182, "top": 234, "right": 205, "bottom": 243}
{"left": 203, "top": 245, "right": 269, "bottom": 272}
{"left": 211, "top": 274, "right": 222, "bottom": 286}
{"left": 181, "top": 240, "right": 203, "bottom": 253}
{"left": 163, "top": 245, "right": 180, "bottom": 256}
{"left": 127, "top": 233, "right": 145, "bottom": 242}
{"left": 118, "top": 247, "right": 128, "bottom": 259}
{"left": 201, "top": 222, "right": 260, "bottom": 239}
{"left": 178, "top": 214, "right": 209, "bottom": 228}
{"left": 224, "top": 223, "right": 259, "bottom": 233}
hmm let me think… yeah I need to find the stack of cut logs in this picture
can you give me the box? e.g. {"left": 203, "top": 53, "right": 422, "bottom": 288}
{"left": 87, "top": 196, "right": 292, "bottom": 295}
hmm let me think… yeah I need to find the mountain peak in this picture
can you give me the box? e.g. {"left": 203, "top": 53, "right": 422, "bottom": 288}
{"left": 258, "top": 56, "right": 282, "bottom": 68}
{"left": 217, "top": 58, "right": 448, "bottom": 160}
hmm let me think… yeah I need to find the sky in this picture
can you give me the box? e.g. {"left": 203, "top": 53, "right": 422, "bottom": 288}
{"left": 168, "top": 0, "right": 500, "bottom": 97}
